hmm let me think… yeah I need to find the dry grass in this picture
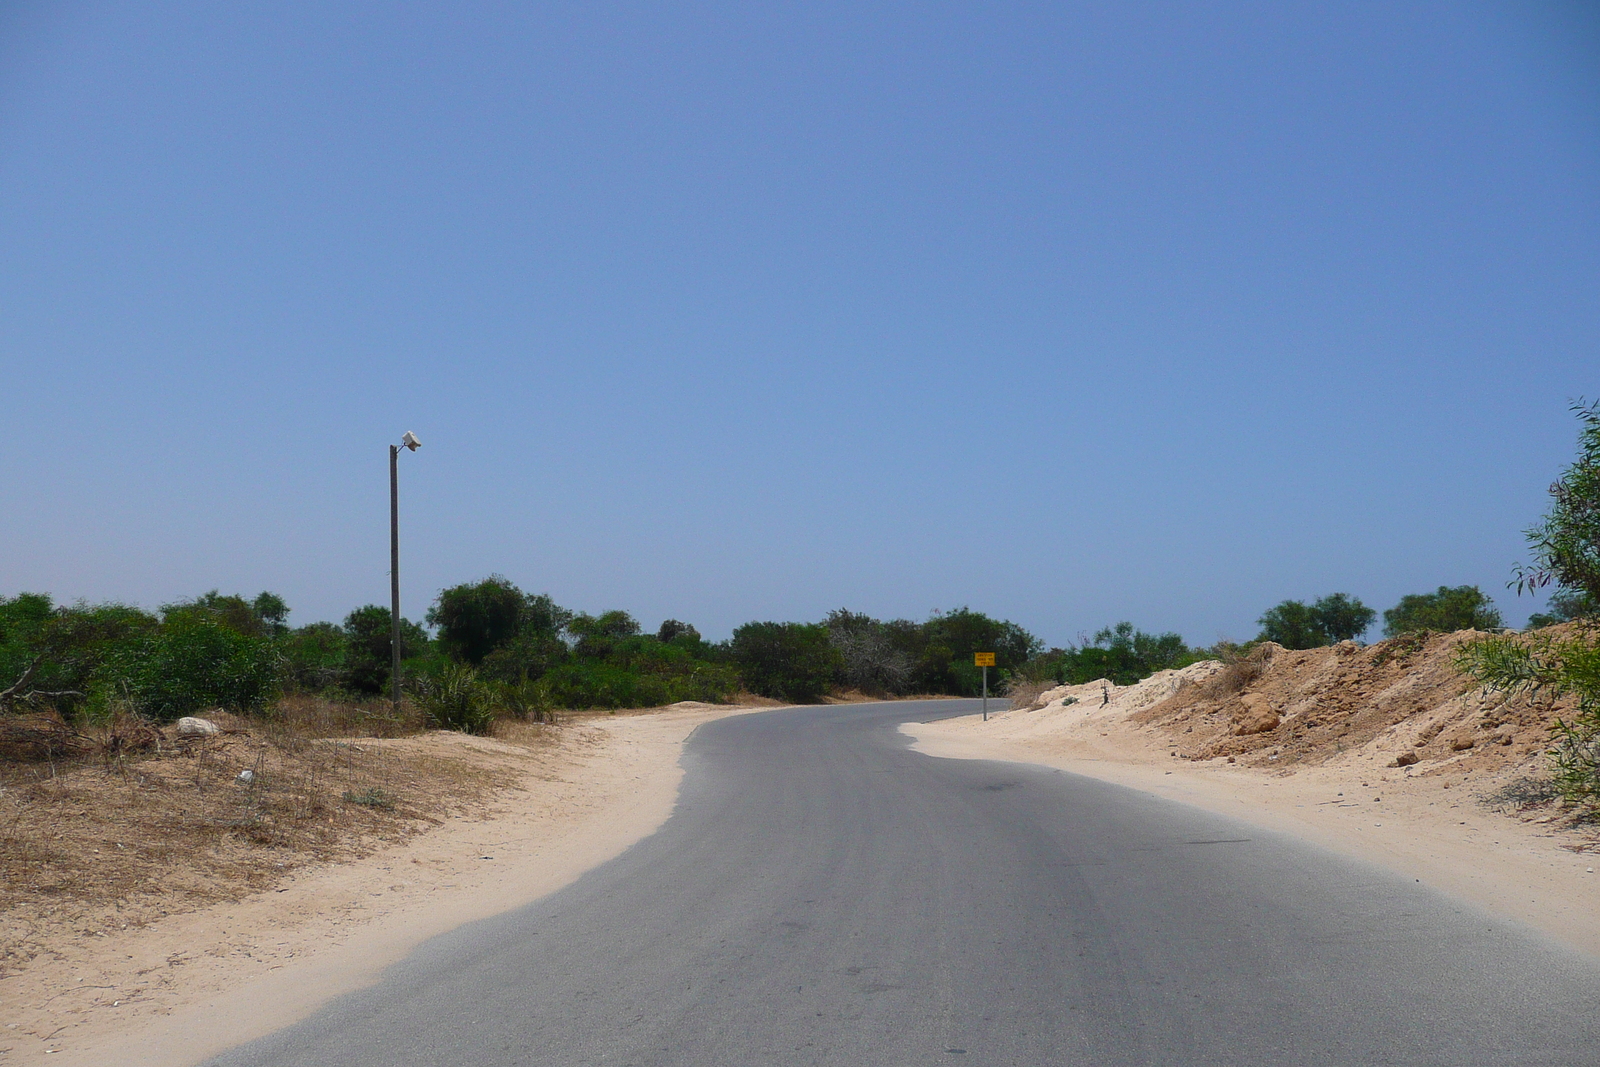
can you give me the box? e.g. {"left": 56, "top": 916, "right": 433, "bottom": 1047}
{"left": 0, "top": 696, "right": 540, "bottom": 976}
{"left": 1196, "top": 643, "right": 1274, "bottom": 701}
{"left": 1006, "top": 679, "right": 1057, "bottom": 711}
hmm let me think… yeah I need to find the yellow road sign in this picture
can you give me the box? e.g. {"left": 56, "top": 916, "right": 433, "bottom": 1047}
{"left": 974, "top": 652, "right": 996, "bottom": 667}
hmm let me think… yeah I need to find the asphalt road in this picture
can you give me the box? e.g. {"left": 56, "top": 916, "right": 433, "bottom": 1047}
{"left": 207, "top": 700, "right": 1600, "bottom": 1066}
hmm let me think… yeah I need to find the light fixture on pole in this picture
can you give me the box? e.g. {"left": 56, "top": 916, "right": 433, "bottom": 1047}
{"left": 391, "top": 431, "right": 422, "bottom": 715}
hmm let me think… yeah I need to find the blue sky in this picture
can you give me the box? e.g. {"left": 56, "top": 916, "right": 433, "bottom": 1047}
{"left": 2, "top": 1, "right": 1596, "bottom": 645}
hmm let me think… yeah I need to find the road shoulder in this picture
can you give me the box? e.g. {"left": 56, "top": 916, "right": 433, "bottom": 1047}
{"left": 903, "top": 713, "right": 1600, "bottom": 960}
{"left": 2, "top": 704, "right": 764, "bottom": 1067}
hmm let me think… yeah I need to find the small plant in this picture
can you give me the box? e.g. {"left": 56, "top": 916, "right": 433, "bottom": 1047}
{"left": 492, "top": 677, "right": 557, "bottom": 723}
{"left": 342, "top": 786, "right": 395, "bottom": 808}
{"left": 410, "top": 663, "right": 496, "bottom": 735}
{"left": 1199, "top": 644, "right": 1272, "bottom": 700}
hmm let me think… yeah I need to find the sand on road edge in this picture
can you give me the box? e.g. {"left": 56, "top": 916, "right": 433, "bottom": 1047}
{"left": 903, "top": 714, "right": 1600, "bottom": 960}
{"left": 3, "top": 703, "right": 763, "bottom": 1067}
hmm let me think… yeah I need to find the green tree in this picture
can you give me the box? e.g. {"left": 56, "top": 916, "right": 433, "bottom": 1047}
{"left": 1310, "top": 593, "right": 1376, "bottom": 643}
{"left": 568, "top": 610, "right": 641, "bottom": 660}
{"left": 427, "top": 576, "right": 529, "bottom": 664}
{"left": 253, "top": 592, "right": 290, "bottom": 636}
{"left": 109, "top": 615, "right": 282, "bottom": 721}
{"left": 657, "top": 619, "right": 700, "bottom": 643}
{"left": 162, "top": 590, "right": 288, "bottom": 638}
{"left": 890, "top": 608, "right": 1040, "bottom": 695}
{"left": 1382, "top": 586, "right": 1502, "bottom": 637}
{"left": 1527, "top": 589, "right": 1598, "bottom": 629}
{"left": 1257, "top": 600, "right": 1325, "bottom": 650}
{"left": 343, "top": 606, "right": 430, "bottom": 694}
{"left": 1458, "top": 631, "right": 1600, "bottom": 808}
{"left": 1515, "top": 399, "right": 1600, "bottom": 607}
{"left": 281, "top": 621, "right": 347, "bottom": 690}
{"left": 826, "top": 609, "right": 913, "bottom": 695}
{"left": 0, "top": 594, "right": 159, "bottom": 714}
{"left": 729, "top": 621, "right": 840, "bottom": 702}
{"left": 1053, "top": 622, "right": 1195, "bottom": 686}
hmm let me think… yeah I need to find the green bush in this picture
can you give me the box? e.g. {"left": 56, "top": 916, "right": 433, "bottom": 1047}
{"left": 342, "top": 606, "right": 430, "bottom": 694}
{"left": 411, "top": 663, "right": 495, "bottom": 734}
{"left": 728, "top": 621, "right": 840, "bottom": 702}
{"left": 568, "top": 610, "right": 641, "bottom": 660}
{"left": 1256, "top": 594, "right": 1375, "bottom": 649}
{"left": 491, "top": 676, "right": 557, "bottom": 722}
{"left": 1383, "top": 586, "right": 1502, "bottom": 637}
{"left": 1458, "top": 629, "right": 1600, "bottom": 809}
{"left": 281, "top": 621, "right": 348, "bottom": 691}
{"left": 1, "top": 594, "right": 159, "bottom": 716}
{"left": 1516, "top": 400, "right": 1600, "bottom": 609}
{"left": 109, "top": 616, "right": 282, "bottom": 721}
{"left": 540, "top": 655, "right": 739, "bottom": 709}
{"left": 1528, "top": 589, "right": 1598, "bottom": 629}
{"left": 1044, "top": 622, "right": 1199, "bottom": 687}
{"left": 427, "top": 577, "right": 572, "bottom": 665}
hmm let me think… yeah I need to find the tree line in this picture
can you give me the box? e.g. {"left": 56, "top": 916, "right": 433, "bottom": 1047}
{"left": 0, "top": 581, "right": 1052, "bottom": 725}
{"left": 5, "top": 402, "right": 1592, "bottom": 735}
{"left": 1, "top": 574, "right": 1544, "bottom": 731}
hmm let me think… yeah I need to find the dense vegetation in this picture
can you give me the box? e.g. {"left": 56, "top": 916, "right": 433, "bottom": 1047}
{"left": 0, "top": 579, "right": 1050, "bottom": 730}
{"left": 1461, "top": 400, "right": 1600, "bottom": 809}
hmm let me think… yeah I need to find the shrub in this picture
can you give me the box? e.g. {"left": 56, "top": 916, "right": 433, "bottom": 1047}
{"left": 411, "top": 663, "right": 495, "bottom": 734}
{"left": 729, "top": 621, "right": 840, "bottom": 702}
{"left": 1457, "top": 629, "right": 1600, "bottom": 809}
{"left": 1, "top": 594, "right": 159, "bottom": 716}
{"left": 1256, "top": 594, "right": 1375, "bottom": 649}
{"left": 1199, "top": 643, "right": 1274, "bottom": 700}
{"left": 281, "top": 621, "right": 348, "bottom": 691}
{"left": 491, "top": 676, "right": 557, "bottom": 722}
{"left": 342, "top": 606, "right": 430, "bottom": 694}
{"left": 109, "top": 616, "right": 283, "bottom": 721}
{"left": 1528, "top": 589, "right": 1599, "bottom": 629}
{"left": 1050, "top": 622, "right": 1198, "bottom": 687}
{"left": 826, "top": 610, "right": 913, "bottom": 695}
{"left": 568, "top": 610, "right": 642, "bottom": 660}
{"left": 1515, "top": 399, "right": 1600, "bottom": 608}
{"left": 1383, "top": 586, "right": 1502, "bottom": 637}
{"left": 162, "top": 590, "right": 288, "bottom": 638}
{"left": 1256, "top": 601, "right": 1323, "bottom": 650}
{"left": 657, "top": 619, "right": 699, "bottom": 643}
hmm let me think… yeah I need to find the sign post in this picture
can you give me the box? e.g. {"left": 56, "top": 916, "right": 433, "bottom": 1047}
{"left": 975, "top": 652, "right": 996, "bottom": 720}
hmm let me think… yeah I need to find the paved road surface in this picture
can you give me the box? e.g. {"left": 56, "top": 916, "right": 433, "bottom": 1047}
{"left": 207, "top": 700, "right": 1600, "bottom": 1066}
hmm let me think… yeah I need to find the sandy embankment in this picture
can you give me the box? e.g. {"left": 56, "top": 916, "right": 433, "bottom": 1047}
{"left": 2, "top": 703, "right": 761, "bottom": 1067}
{"left": 904, "top": 657, "right": 1600, "bottom": 959}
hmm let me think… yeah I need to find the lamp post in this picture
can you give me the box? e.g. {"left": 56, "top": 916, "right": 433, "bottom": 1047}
{"left": 390, "top": 431, "right": 422, "bottom": 715}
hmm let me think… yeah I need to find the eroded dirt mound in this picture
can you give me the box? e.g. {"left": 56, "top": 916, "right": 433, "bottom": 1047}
{"left": 1010, "top": 627, "right": 1580, "bottom": 777}
{"left": 1130, "top": 631, "right": 1575, "bottom": 772}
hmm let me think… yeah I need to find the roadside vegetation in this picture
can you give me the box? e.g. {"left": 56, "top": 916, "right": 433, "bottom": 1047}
{"left": 3, "top": 401, "right": 1595, "bottom": 820}
{"left": 1459, "top": 400, "right": 1600, "bottom": 811}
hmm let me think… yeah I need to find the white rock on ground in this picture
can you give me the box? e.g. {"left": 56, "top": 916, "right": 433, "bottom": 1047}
{"left": 175, "top": 716, "right": 221, "bottom": 737}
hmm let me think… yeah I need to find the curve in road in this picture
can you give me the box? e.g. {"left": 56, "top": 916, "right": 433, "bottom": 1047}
{"left": 207, "top": 699, "right": 1600, "bottom": 1066}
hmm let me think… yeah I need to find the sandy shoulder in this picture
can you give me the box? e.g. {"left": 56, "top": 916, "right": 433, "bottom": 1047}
{"left": 2, "top": 704, "right": 762, "bottom": 1067}
{"left": 903, "top": 711, "right": 1600, "bottom": 959}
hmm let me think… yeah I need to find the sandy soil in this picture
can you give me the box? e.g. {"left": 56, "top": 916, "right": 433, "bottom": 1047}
{"left": 0, "top": 702, "right": 763, "bottom": 1066}
{"left": 904, "top": 663, "right": 1600, "bottom": 960}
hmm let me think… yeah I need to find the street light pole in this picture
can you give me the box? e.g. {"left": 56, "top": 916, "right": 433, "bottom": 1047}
{"left": 389, "top": 444, "right": 402, "bottom": 716}
{"left": 390, "top": 432, "right": 421, "bottom": 716}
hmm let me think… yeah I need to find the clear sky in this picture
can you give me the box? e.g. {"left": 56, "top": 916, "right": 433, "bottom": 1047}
{"left": 2, "top": 1, "right": 1597, "bottom": 646}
